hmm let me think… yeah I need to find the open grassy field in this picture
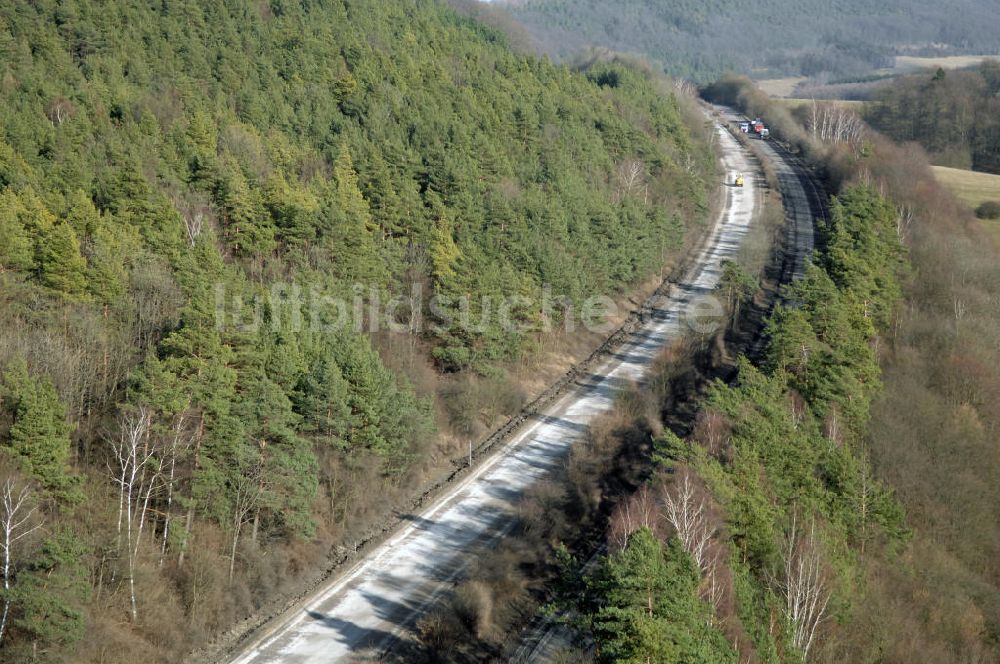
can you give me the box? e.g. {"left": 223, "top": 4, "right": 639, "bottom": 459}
{"left": 756, "top": 56, "right": 999, "bottom": 100}
{"left": 755, "top": 76, "right": 807, "bottom": 97}
{"left": 933, "top": 165, "right": 1000, "bottom": 242}
{"left": 774, "top": 98, "right": 865, "bottom": 110}
{"left": 933, "top": 166, "right": 1000, "bottom": 206}
{"left": 893, "top": 54, "right": 999, "bottom": 73}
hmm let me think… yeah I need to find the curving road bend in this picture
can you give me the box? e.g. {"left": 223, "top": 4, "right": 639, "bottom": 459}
{"left": 230, "top": 116, "right": 761, "bottom": 664}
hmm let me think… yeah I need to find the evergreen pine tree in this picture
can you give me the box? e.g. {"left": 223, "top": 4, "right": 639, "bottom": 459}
{"left": 330, "top": 144, "right": 386, "bottom": 285}
{"left": 265, "top": 173, "right": 319, "bottom": 248}
{"left": 293, "top": 352, "right": 355, "bottom": 449}
{"left": 221, "top": 163, "right": 276, "bottom": 258}
{"left": 765, "top": 305, "right": 818, "bottom": 380}
{"left": 9, "top": 530, "right": 88, "bottom": 656}
{"left": 37, "top": 222, "right": 88, "bottom": 297}
{"left": 237, "top": 371, "right": 318, "bottom": 539}
{"left": 360, "top": 148, "right": 408, "bottom": 241}
{"left": 63, "top": 190, "right": 101, "bottom": 237}
{"left": 0, "top": 191, "right": 33, "bottom": 272}
{"left": 12, "top": 187, "right": 56, "bottom": 238}
{"left": 427, "top": 191, "right": 462, "bottom": 291}
{"left": 333, "top": 333, "right": 392, "bottom": 454}
{"left": 587, "top": 529, "right": 734, "bottom": 663}
{"left": 1, "top": 361, "right": 76, "bottom": 498}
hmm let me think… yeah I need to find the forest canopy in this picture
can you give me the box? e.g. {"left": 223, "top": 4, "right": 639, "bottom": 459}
{"left": 0, "top": 0, "right": 713, "bottom": 659}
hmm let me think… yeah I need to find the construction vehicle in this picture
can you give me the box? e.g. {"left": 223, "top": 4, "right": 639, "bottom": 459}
{"left": 734, "top": 173, "right": 744, "bottom": 187}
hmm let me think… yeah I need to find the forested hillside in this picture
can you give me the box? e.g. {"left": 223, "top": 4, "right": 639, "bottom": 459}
{"left": 865, "top": 61, "right": 1000, "bottom": 173}
{"left": 502, "top": 0, "right": 1000, "bottom": 81}
{"left": 0, "top": 0, "right": 714, "bottom": 660}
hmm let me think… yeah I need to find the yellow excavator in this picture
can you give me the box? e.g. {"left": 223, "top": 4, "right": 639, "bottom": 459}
{"left": 734, "top": 173, "right": 744, "bottom": 187}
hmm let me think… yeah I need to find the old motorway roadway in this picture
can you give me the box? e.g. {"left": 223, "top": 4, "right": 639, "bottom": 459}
{"left": 227, "top": 109, "right": 816, "bottom": 663}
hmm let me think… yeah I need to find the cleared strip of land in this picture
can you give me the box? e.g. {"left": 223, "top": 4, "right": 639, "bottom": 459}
{"left": 773, "top": 98, "right": 865, "bottom": 110}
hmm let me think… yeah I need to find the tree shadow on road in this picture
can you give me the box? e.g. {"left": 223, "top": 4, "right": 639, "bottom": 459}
{"left": 304, "top": 609, "right": 398, "bottom": 654}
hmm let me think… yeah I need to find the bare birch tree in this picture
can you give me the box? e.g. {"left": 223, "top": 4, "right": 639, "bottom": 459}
{"left": 856, "top": 452, "right": 877, "bottom": 555}
{"left": 183, "top": 209, "right": 205, "bottom": 247}
{"left": 174, "top": 196, "right": 213, "bottom": 247}
{"left": 108, "top": 407, "right": 162, "bottom": 622}
{"left": 615, "top": 159, "right": 646, "bottom": 203}
{"left": 659, "top": 470, "right": 727, "bottom": 620}
{"left": 807, "top": 100, "right": 866, "bottom": 149}
{"left": 608, "top": 484, "right": 659, "bottom": 553}
{"left": 779, "top": 515, "right": 831, "bottom": 661}
{"left": 0, "top": 479, "right": 41, "bottom": 646}
{"left": 159, "top": 412, "right": 193, "bottom": 567}
{"left": 45, "top": 97, "right": 75, "bottom": 126}
{"left": 895, "top": 205, "right": 915, "bottom": 243}
{"left": 228, "top": 452, "right": 266, "bottom": 583}
{"left": 674, "top": 79, "right": 697, "bottom": 98}
{"left": 692, "top": 411, "right": 732, "bottom": 461}
{"left": 823, "top": 406, "right": 844, "bottom": 447}
{"left": 659, "top": 471, "right": 715, "bottom": 574}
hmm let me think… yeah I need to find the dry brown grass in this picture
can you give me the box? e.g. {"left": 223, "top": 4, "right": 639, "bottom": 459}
{"left": 931, "top": 165, "right": 1000, "bottom": 206}
{"left": 755, "top": 76, "right": 807, "bottom": 98}
{"left": 931, "top": 165, "right": 1000, "bottom": 242}
{"left": 892, "top": 55, "right": 999, "bottom": 73}
{"left": 774, "top": 98, "right": 864, "bottom": 111}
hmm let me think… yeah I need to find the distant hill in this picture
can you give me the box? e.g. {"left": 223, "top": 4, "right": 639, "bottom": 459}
{"left": 500, "top": 0, "right": 1000, "bottom": 81}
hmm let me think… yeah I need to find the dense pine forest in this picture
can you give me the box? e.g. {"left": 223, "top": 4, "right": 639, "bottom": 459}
{"left": 502, "top": 0, "right": 1000, "bottom": 81}
{"left": 0, "top": 0, "right": 716, "bottom": 660}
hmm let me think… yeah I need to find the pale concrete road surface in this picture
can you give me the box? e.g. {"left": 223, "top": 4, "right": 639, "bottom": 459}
{"left": 229, "top": 119, "right": 759, "bottom": 664}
